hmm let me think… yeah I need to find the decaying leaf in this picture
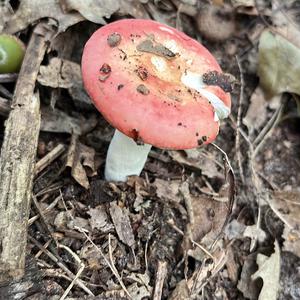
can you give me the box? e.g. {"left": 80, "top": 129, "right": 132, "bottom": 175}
{"left": 282, "top": 226, "right": 300, "bottom": 257}
{"left": 231, "top": 0, "right": 258, "bottom": 15}
{"left": 243, "top": 87, "right": 268, "bottom": 135}
{"left": 66, "top": 134, "right": 96, "bottom": 189}
{"left": 38, "top": 58, "right": 92, "bottom": 108}
{"left": 127, "top": 283, "right": 151, "bottom": 300}
{"left": 127, "top": 273, "right": 152, "bottom": 300}
{"left": 4, "top": 0, "right": 84, "bottom": 34}
{"left": 0, "top": 2, "right": 13, "bottom": 32}
{"left": 41, "top": 106, "right": 97, "bottom": 135}
{"left": 237, "top": 252, "right": 261, "bottom": 299}
{"left": 80, "top": 244, "right": 102, "bottom": 270}
{"left": 60, "top": 0, "right": 119, "bottom": 24}
{"left": 154, "top": 178, "right": 182, "bottom": 203}
{"left": 252, "top": 241, "right": 281, "bottom": 300}
{"left": 258, "top": 30, "right": 300, "bottom": 98}
{"left": 88, "top": 205, "right": 114, "bottom": 233}
{"left": 271, "top": 0, "right": 300, "bottom": 49}
{"left": 269, "top": 190, "right": 300, "bottom": 257}
{"left": 109, "top": 202, "right": 135, "bottom": 247}
{"left": 169, "top": 149, "right": 222, "bottom": 179}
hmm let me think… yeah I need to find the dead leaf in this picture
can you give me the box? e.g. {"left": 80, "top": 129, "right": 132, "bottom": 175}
{"left": 258, "top": 30, "right": 300, "bottom": 98}
{"left": 109, "top": 202, "right": 135, "bottom": 247}
{"left": 269, "top": 190, "right": 300, "bottom": 230}
{"left": 60, "top": 0, "right": 119, "bottom": 24}
{"left": 41, "top": 106, "right": 97, "bottom": 135}
{"left": 127, "top": 283, "right": 151, "bottom": 300}
{"left": 80, "top": 244, "right": 102, "bottom": 270}
{"left": 231, "top": 0, "right": 258, "bottom": 15}
{"left": 54, "top": 210, "right": 74, "bottom": 229}
{"left": 237, "top": 252, "right": 261, "bottom": 299}
{"left": 269, "top": 190, "right": 300, "bottom": 257}
{"left": 127, "top": 272, "right": 152, "bottom": 300}
{"left": 271, "top": 1, "right": 300, "bottom": 49}
{"left": 4, "top": 0, "right": 84, "bottom": 34}
{"left": 169, "top": 149, "right": 222, "bottom": 179}
{"left": 66, "top": 134, "right": 96, "bottom": 189}
{"left": 88, "top": 205, "right": 114, "bottom": 233}
{"left": 154, "top": 178, "right": 182, "bottom": 203}
{"left": 243, "top": 224, "right": 267, "bottom": 251}
{"left": 243, "top": 87, "right": 268, "bottom": 135}
{"left": 252, "top": 241, "right": 281, "bottom": 300}
{"left": 282, "top": 226, "right": 300, "bottom": 257}
{"left": 0, "top": 3, "right": 13, "bottom": 32}
{"left": 38, "top": 58, "right": 92, "bottom": 108}
{"left": 68, "top": 216, "right": 90, "bottom": 231}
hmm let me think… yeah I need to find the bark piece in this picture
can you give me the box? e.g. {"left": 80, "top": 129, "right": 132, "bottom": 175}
{"left": 0, "top": 22, "right": 55, "bottom": 282}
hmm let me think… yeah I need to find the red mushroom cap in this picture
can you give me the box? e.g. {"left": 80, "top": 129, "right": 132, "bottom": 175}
{"left": 82, "top": 19, "right": 231, "bottom": 149}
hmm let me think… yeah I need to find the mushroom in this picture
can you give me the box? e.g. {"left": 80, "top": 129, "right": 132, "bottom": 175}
{"left": 82, "top": 19, "right": 231, "bottom": 182}
{"left": 0, "top": 34, "right": 25, "bottom": 74}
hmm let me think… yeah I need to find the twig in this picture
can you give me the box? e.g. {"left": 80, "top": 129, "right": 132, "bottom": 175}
{"left": 60, "top": 194, "right": 132, "bottom": 299}
{"left": 252, "top": 103, "right": 284, "bottom": 158}
{"left": 35, "top": 144, "right": 66, "bottom": 175}
{"left": 0, "top": 73, "right": 18, "bottom": 83}
{"left": 235, "top": 56, "right": 245, "bottom": 183}
{"left": 153, "top": 261, "right": 168, "bottom": 300}
{"left": 28, "top": 194, "right": 62, "bottom": 225}
{"left": 58, "top": 244, "right": 85, "bottom": 300}
{"left": 28, "top": 235, "right": 94, "bottom": 296}
{"left": 0, "top": 96, "right": 10, "bottom": 116}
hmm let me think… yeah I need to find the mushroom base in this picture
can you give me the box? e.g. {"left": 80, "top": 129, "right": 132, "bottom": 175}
{"left": 105, "top": 130, "right": 152, "bottom": 182}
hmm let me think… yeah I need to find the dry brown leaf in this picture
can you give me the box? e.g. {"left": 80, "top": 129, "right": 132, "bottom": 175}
{"left": 243, "top": 87, "right": 268, "bottom": 135}
{"left": 66, "top": 134, "right": 96, "bottom": 189}
{"left": 60, "top": 0, "right": 119, "bottom": 24}
{"left": 252, "top": 241, "right": 281, "bottom": 300}
{"left": 237, "top": 252, "right": 261, "bottom": 299}
{"left": 269, "top": 190, "right": 300, "bottom": 257}
{"left": 41, "top": 106, "right": 97, "bottom": 135}
{"left": 169, "top": 149, "right": 222, "bottom": 179}
{"left": 80, "top": 244, "right": 102, "bottom": 270}
{"left": 88, "top": 205, "right": 114, "bottom": 233}
{"left": 154, "top": 178, "right": 182, "bottom": 203}
{"left": 272, "top": 1, "right": 300, "bottom": 49}
{"left": 4, "top": 0, "right": 84, "bottom": 34}
{"left": 109, "top": 202, "right": 135, "bottom": 247}
{"left": 127, "top": 273, "right": 152, "bottom": 300}
{"left": 269, "top": 190, "right": 300, "bottom": 230}
{"left": 282, "top": 226, "right": 300, "bottom": 257}
{"left": 0, "top": 3, "right": 13, "bottom": 32}
{"left": 231, "top": 0, "right": 259, "bottom": 15}
{"left": 38, "top": 58, "right": 92, "bottom": 108}
{"left": 190, "top": 194, "right": 227, "bottom": 246}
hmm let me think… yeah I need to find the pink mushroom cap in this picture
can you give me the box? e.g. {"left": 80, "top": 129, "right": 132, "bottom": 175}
{"left": 82, "top": 19, "right": 231, "bottom": 149}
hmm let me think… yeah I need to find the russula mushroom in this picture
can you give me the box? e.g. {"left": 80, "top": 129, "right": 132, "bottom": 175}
{"left": 0, "top": 34, "right": 25, "bottom": 74}
{"left": 82, "top": 19, "right": 231, "bottom": 182}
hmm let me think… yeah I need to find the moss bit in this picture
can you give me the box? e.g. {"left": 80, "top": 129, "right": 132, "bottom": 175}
{"left": 0, "top": 34, "right": 25, "bottom": 74}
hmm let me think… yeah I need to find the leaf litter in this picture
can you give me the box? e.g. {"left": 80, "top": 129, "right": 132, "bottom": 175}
{"left": 0, "top": 0, "right": 300, "bottom": 299}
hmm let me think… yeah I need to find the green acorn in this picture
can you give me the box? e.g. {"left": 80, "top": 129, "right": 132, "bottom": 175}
{"left": 0, "top": 34, "right": 25, "bottom": 74}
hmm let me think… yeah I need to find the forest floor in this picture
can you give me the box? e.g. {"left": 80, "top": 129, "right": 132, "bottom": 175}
{"left": 0, "top": 0, "right": 300, "bottom": 299}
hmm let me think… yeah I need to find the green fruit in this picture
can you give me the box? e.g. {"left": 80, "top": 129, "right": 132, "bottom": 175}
{"left": 0, "top": 34, "right": 25, "bottom": 74}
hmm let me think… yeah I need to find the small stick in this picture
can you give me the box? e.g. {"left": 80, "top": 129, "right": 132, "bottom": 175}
{"left": 153, "top": 261, "right": 168, "bottom": 300}
{"left": 35, "top": 143, "right": 66, "bottom": 175}
{"left": 58, "top": 244, "right": 85, "bottom": 300}
{"left": 0, "top": 96, "right": 10, "bottom": 116}
{"left": 235, "top": 56, "right": 245, "bottom": 184}
{"left": 28, "top": 235, "right": 94, "bottom": 296}
{"left": 0, "top": 73, "right": 18, "bottom": 83}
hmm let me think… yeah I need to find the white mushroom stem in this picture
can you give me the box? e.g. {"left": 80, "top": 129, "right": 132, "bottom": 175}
{"left": 105, "top": 130, "right": 152, "bottom": 182}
